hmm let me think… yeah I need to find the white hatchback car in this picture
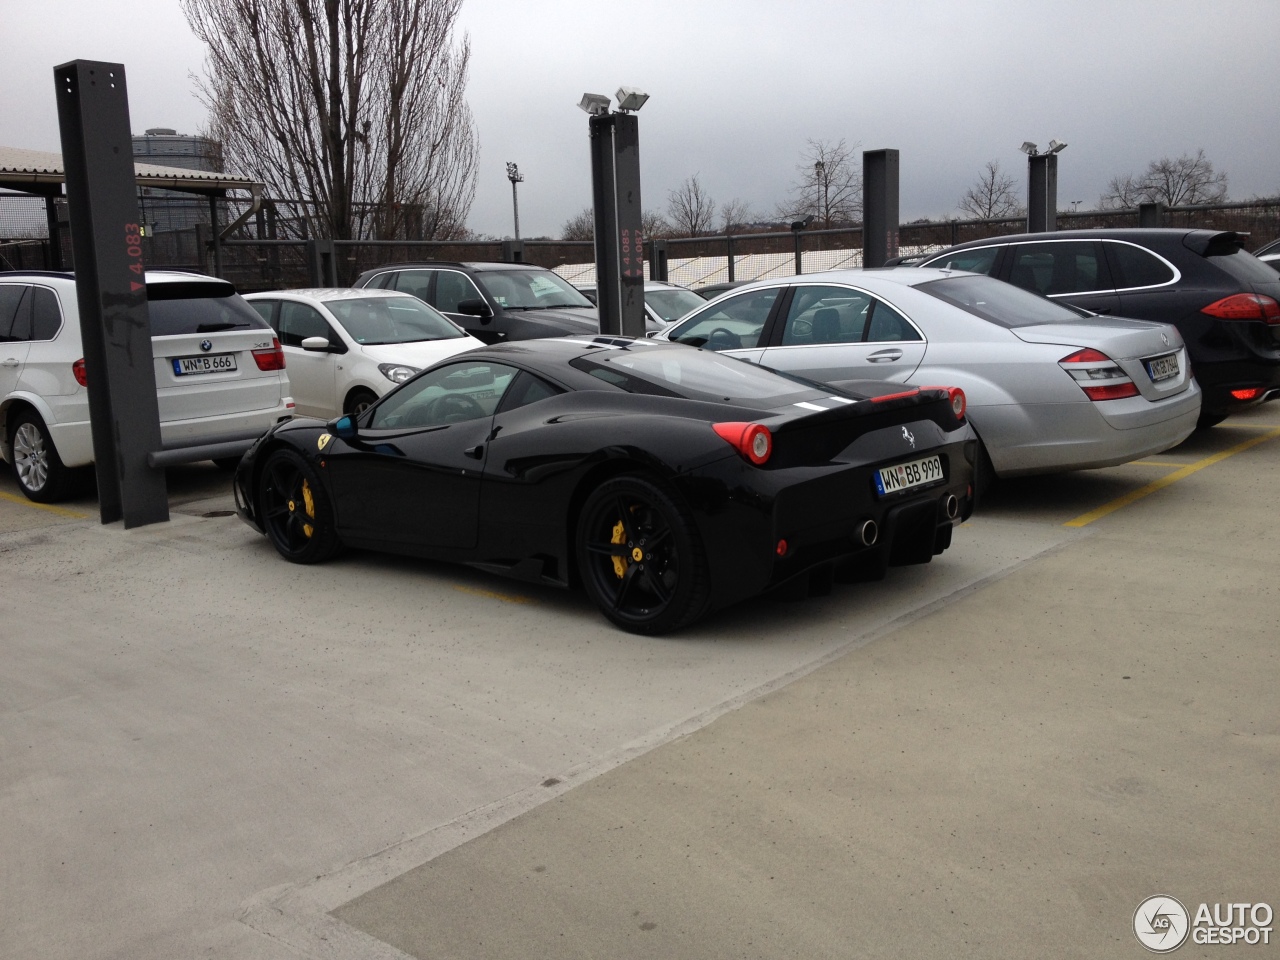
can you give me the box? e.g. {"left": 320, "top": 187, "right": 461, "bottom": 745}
{"left": 1, "top": 270, "right": 294, "bottom": 502}
{"left": 243, "top": 289, "right": 483, "bottom": 417}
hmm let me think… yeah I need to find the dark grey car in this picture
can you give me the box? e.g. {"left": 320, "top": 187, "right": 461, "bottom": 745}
{"left": 353, "top": 262, "right": 599, "bottom": 345}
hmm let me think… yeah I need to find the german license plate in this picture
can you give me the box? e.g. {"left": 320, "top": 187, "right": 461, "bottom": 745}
{"left": 1145, "top": 353, "right": 1179, "bottom": 382}
{"left": 874, "top": 455, "right": 944, "bottom": 496}
{"left": 173, "top": 354, "right": 237, "bottom": 376}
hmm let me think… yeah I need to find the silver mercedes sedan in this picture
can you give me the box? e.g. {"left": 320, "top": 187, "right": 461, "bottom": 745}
{"left": 655, "top": 268, "right": 1201, "bottom": 478}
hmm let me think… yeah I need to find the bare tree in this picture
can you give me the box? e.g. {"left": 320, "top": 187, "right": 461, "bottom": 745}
{"left": 1100, "top": 150, "right": 1229, "bottom": 209}
{"left": 719, "top": 197, "right": 753, "bottom": 233}
{"left": 958, "top": 160, "right": 1022, "bottom": 219}
{"left": 642, "top": 209, "right": 672, "bottom": 239}
{"left": 779, "top": 139, "right": 861, "bottom": 227}
{"left": 561, "top": 207, "right": 594, "bottom": 241}
{"left": 667, "top": 175, "right": 717, "bottom": 237}
{"left": 181, "top": 0, "right": 479, "bottom": 243}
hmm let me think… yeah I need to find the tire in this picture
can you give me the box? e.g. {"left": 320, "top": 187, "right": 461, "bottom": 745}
{"left": 1196, "top": 412, "right": 1227, "bottom": 430}
{"left": 257, "top": 448, "right": 340, "bottom": 564}
{"left": 344, "top": 388, "right": 379, "bottom": 417}
{"left": 575, "top": 474, "right": 711, "bottom": 635}
{"left": 972, "top": 436, "right": 996, "bottom": 511}
{"left": 8, "top": 409, "right": 75, "bottom": 503}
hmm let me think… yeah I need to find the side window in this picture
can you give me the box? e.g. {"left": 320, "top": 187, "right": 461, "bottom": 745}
{"left": 780, "top": 285, "right": 872, "bottom": 346}
{"left": 370, "top": 361, "right": 519, "bottom": 429}
{"left": 434, "top": 270, "right": 484, "bottom": 313}
{"left": 30, "top": 288, "right": 63, "bottom": 341}
{"left": 248, "top": 299, "right": 278, "bottom": 329}
{"left": 668, "top": 287, "right": 782, "bottom": 350}
{"left": 278, "top": 301, "right": 335, "bottom": 348}
{"left": 1107, "top": 243, "right": 1175, "bottom": 289}
{"left": 369, "top": 272, "right": 397, "bottom": 290}
{"left": 928, "top": 247, "right": 1000, "bottom": 275}
{"left": 497, "top": 370, "right": 565, "bottom": 413}
{"left": 866, "top": 301, "right": 922, "bottom": 342}
{"left": 1008, "top": 242, "right": 1106, "bottom": 295}
{"left": 0, "top": 285, "right": 31, "bottom": 341}
{"left": 390, "top": 269, "right": 434, "bottom": 304}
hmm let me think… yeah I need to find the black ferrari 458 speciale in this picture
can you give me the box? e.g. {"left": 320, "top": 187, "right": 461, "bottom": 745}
{"left": 234, "top": 336, "right": 977, "bottom": 634}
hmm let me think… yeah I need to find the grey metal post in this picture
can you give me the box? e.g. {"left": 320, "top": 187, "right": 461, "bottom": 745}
{"left": 726, "top": 235, "right": 735, "bottom": 281}
{"left": 208, "top": 195, "right": 223, "bottom": 277}
{"left": 1027, "top": 154, "right": 1058, "bottom": 232}
{"left": 305, "top": 238, "right": 337, "bottom": 286}
{"left": 646, "top": 239, "right": 668, "bottom": 281}
{"left": 589, "top": 113, "right": 646, "bottom": 337}
{"left": 194, "top": 221, "right": 207, "bottom": 272}
{"left": 43, "top": 195, "right": 63, "bottom": 269}
{"left": 862, "top": 149, "right": 900, "bottom": 267}
{"left": 55, "top": 59, "right": 168, "bottom": 527}
{"left": 1138, "top": 202, "right": 1165, "bottom": 228}
{"left": 501, "top": 239, "right": 524, "bottom": 263}
{"left": 510, "top": 180, "right": 521, "bottom": 240}
{"left": 793, "top": 228, "right": 803, "bottom": 275}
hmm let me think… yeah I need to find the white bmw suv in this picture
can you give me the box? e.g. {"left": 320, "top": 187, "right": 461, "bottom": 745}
{"left": 0, "top": 270, "right": 294, "bottom": 502}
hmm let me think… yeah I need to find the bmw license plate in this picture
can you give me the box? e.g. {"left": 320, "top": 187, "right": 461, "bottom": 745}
{"left": 173, "top": 354, "right": 237, "bottom": 376}
{"left": 1145, "top": 353, "right": 1179, "bottom": 382}
{"left": 874, "top": 455, "right": 944, "bottom": 497}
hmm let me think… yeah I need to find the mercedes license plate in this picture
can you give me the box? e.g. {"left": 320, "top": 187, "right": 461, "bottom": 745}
{"left": 874, "top": 455, "right": 944, "bottom": 497}
{"left": 173, "top": 354, "right": 237, "bottom": 376}
{"left": 1145, "top": 353, "right": 1179, "bottom": 382}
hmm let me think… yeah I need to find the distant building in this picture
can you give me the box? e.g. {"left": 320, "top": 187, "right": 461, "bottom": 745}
{"left": 132, "top": 128, "right": 223, "bottom": 234}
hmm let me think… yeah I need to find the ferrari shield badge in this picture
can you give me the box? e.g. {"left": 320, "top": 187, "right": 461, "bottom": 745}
{"left": 317, "top": 433, "right": 332, "bottom": 451}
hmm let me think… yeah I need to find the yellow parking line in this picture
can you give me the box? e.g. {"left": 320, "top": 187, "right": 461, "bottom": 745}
{"left": 453, "top": 584, "right": 537, "bottom": 605}
{"left": 1127, "top": 460, "right": 1186, "bottom": 468}
{"left": 0, "top": 490, "right": 89, "bottom": 518}
{"left": 1065, "top": 426, "right": 1280, "bottom": 528}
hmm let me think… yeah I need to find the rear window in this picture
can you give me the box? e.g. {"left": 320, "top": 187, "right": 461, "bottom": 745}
{"left": 916, "top": 274, "right": 1083, "bottom": 327}
{"left": 1206, "top": 247, "right": 1280, "bottom": 286}
{"left": 1107, "top": 243, "right": 1175, "bottom": 288}
{"left": 571, "top": 345, "right": 815, "bottom": 403}
{"left": 925, "top": 246, "right": 1000, "bottom": 275}
{"left": 146, "top": 282, "right": 270, "bottom": 337}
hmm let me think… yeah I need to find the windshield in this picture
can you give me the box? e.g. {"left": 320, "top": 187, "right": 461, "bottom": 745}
{"left": 476, "top": 270, "right": 596, "bottom": 309}
{"left": 324, "top": 296, "right": 465, "bottom": 344}
{"left": 571, "top": 345, "right": 818, "bottom": 404}
{"left": 646, "top": 288, "right": 707, "bottom": 322}
{"left": 916, "top": 274, "right": 1084, "bottom": 327}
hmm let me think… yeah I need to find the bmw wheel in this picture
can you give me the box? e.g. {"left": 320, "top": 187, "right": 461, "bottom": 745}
{"left": 258, "top": 448, "right": 340, "bottom": 563}
{"left": 9, "top": 409, "right": 74, "bottom": 503}
{"left": 576, "top": 475, "right": 710, "bottom": 635}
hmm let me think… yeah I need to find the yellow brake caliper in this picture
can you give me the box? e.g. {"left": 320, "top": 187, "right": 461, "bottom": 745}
{"left": 610, "top": 519, "right": 627, "bottom": 578}
{"left": 301, "top": 480, "right": 315, "bottom": 538}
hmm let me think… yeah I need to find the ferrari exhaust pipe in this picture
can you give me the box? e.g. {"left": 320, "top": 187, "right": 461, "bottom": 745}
{"left": 857, "top": 519, "right": 878, "bottom": 547}
{"left": 943, "top": 494, "right": 959, "bottom": 520}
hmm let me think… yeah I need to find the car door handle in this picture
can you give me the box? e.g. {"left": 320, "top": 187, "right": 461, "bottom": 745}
{"left": 1, "top": 358, "right": 19, "bottom": 367}
{"left": 868, "top": 349, "right": 903, "bottom": 362}
{"left": 464, "top": 444, "right": 484, "bottom": 459}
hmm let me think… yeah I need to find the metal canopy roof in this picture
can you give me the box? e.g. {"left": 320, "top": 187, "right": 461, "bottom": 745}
{"left": 0, "top": 145, "right": 262, "bottom": 197}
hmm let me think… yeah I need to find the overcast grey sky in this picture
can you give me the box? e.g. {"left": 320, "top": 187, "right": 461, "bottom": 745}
{"left": 3, "top": 0, "right": 1276, "bottom": 237}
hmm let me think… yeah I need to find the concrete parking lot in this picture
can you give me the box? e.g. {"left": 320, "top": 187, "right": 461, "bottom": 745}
{"left": 2, "top": 405, "right": 1278, "bottom": 959}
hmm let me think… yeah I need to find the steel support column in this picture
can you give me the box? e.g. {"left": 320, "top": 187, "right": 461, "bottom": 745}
{"left": 1027, "top": 154, "right": 1058, "bottom": 233}
{"left": 55, "top": 59, "right": 168, "bottom": 527}
{"left": 1138, "top": 202, "right": 1165, "bottom": 228}
{"left": 862, "top": 149, "right": 900, "bottom": 267}
{"left": 589, "top": 113, "right": 645, "bottom": 337}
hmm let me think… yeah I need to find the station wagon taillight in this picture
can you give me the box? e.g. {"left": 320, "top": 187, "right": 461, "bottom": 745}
{"left": 1059, "top": 348, "right": 1140, "bottom": 401}
{"left": 72, "top": 358, "right": 88, "bottom": 387}
{"left": 252, "top": 338, "right": 286, "bottom": 371}
{"left": 1201, "top": 293, "right": 1280, "bottom": 324}
{"left": 713, "top": 422, "right": 772, "bottom": 465}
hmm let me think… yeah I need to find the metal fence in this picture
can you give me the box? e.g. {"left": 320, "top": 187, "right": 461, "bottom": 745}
{"left": 3, "top": 192, "right": 1277, "bottom": 288}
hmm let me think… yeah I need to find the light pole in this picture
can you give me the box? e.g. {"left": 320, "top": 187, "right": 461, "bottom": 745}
{"left": 814, "top": 159, "right": 827, "bottom": 227}
{"left": 1020, "top": 139, "right": 1067, "bottom": 232}
{"left": 505, "top": 162, "right": 524, "bottom": 239}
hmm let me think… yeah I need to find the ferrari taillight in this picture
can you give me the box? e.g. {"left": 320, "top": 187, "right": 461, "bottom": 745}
{"left": 1059, "top": 348, "right": 1140, "bottom": 401}
{"left": 921, "top": 385, "right": 966, "bottom": 420}
{"left": 253, "top": 338, "right": 286, "bottom": 371}
{"left": 713, "top": 422, "right": 772, "bottom": 465}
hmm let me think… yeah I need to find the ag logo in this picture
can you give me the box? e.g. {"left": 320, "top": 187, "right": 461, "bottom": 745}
{"left": 1134, "top": 895, "right": 1189, "bottom": 953}
{"left": 901, "top": 426, "right": 915, "bottom": 448}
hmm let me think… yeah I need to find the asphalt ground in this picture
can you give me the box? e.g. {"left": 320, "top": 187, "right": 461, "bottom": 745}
{"left": 2, "top": 403, "right": 1278, "bottom": 959}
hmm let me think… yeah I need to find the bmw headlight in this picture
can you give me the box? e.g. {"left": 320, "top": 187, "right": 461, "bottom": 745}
{"left": 378, "top": 363, "right": 420, "bottom": 384}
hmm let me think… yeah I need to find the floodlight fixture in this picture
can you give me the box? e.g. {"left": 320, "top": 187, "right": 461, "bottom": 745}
{"left": 505, "top": 161, "right": 524, "bottom": 184}
{"left": 615, "top": 86, "right": 650, "bottom": 113}
{"left": 578, "top": 92, "right": 612, "bottom": 116}
{"left": 1047, "top": 139, "right": 1068, "bottom": 155}
{"left": 791, "top": 215, "right": 814, "bottom": 231}
{"left": 1019, "top": 141, "right": 1039, "bottom": 157}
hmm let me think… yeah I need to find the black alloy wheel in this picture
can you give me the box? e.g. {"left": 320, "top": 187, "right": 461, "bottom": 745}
{"left": 576, "top": 475, "right": 710, "bottom": 634}
{"left": 258, "top": 448, "right": 340, "bottom": 563}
